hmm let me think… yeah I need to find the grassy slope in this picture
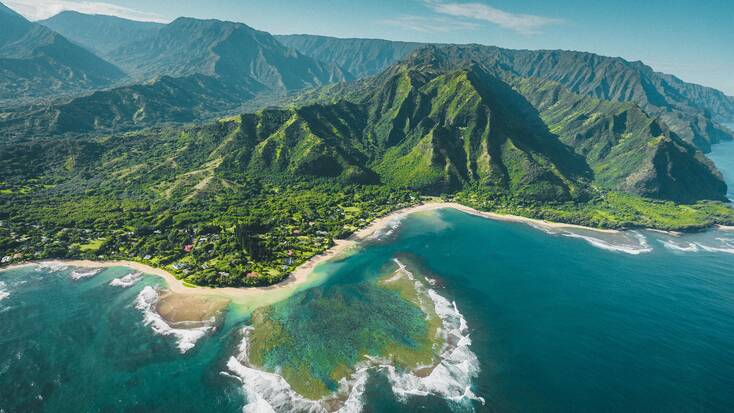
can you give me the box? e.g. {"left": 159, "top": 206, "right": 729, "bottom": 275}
{"left": 1, "top": 57, "right": 733, "bottom": 287}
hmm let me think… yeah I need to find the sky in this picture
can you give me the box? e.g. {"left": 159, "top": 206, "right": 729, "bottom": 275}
{"left": 6, "top": 0, "right": 734, "bottom": 95}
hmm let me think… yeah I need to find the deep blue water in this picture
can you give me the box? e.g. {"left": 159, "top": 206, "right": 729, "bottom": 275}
{"left": 1, "top": 139, "right": 734, "bottom": 412}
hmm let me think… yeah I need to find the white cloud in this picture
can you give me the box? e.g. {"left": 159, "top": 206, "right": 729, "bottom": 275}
{"left": 427, "top": 1, "right": 563, "bottom": 35}
{"left": 4, "top": 0, "right": 169, "bottom": 22}
{"left": 381, "top": 15, "right": 480, "bottom": 33}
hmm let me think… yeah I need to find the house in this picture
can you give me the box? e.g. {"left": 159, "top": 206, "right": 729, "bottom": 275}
{"left": 143, "top": 254, "right": 152, "bottom": 260}
{"left": 183, "top": 244, "right": 193, "bottom": 253}
{"left": 172, "top": 262, "right": 189, "bottom": 270}
{"left": 1, "top": 256, "right": 11, "bottom": 263}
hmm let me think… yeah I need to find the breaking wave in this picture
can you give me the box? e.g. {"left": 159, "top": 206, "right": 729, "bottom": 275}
{"left": 225, "top": 326, "right": 327, "bottom": 413}
{"left": 694, "top": 239, "right": 734, "bottom": 254}
{"left": 369, "top": 216, "right": 404, "bottom": 241}
{"left": 0, "top": 281, "right": 9, "bottom": 302}
{"left": 382, "top": 287, "right": 484, "bottom": 409}
{"left": 110, "top": 272, "right": 143, "bottom": 288}
{"left": 35, "top": 263, "right": 69, "bottom": 273}
{"left": 134, "top": 286, "right": 212, "bottom": 353}
{"left": 69, "top": 268, "right": 102, "bottom": 280}
{"left": 659, "top": 236, "right": 734, "bottom": 255}
{"left": 225, "top": 260, "right": 483, "bottom": 412}
{"left": 530, "top": 225, "right": 653, "bottom": 255}
{"left": 660, "top": 239, "right": 700, "bottom": 252}
{"left": 561, "top": 231, "right": 652, "bottom": 255}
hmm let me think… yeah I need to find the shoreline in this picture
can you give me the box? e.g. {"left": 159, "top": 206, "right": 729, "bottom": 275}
{"left": 0, "top": 239, "right": 356, "bottom": 301}
{"left": 0, "top": 202, "right": 624, "bottom": 300}
{"left": 350, "top": 201, "right": 620, "bottom": 239}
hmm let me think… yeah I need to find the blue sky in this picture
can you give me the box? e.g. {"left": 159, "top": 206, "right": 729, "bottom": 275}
{"left": 7, "top": 0, "right": 734, "bottom": 95}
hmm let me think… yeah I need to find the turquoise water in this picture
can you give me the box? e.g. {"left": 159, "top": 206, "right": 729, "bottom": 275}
{"left": 2, "top": 139, "right": 734, "bottom": 412}
{"left": 3, "top": 212, "right": 734, "bottom": 412}
{"left": 0, "top": 266, "right": 245, "bottom": 412}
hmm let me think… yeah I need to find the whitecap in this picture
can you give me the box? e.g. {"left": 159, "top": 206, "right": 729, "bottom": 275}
{"left": 226, "top": 261, "right": 484, "bottom": 412}
{"left": 226, "top": 326, "right": 327, "bottom": 412}
{"left": 0, "top": 281, "right": 9, "bottom": 302}
{"left": 134, "top": 286, "right": 212, "bottom": 353}
{"left": 370, "top": 215, "right": 404, "bottom": 241}
{"left": 35, "top": 263, "right": 69, "bottom": 273}
{"left": 110, "top": 272, "right": 143, "bottom": 288}
{"left": 660, "top": 239, "right": 700, "bottom": 253}
{"left": 69, "top": 268, "right": 102, "bottom": 280}
{"left": 382, "top": 290, "right": 484, "bottom": 409}
{"left": 560, "top": 231, "right": 652, "bottom": 255}
{"left": 694, "top": 242, "right": 734, "bottom": 254}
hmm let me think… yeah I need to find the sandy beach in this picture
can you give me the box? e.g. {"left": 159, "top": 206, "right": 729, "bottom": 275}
{"left": 350, "top": 201, "right": 619, "bottom": 240}
{"left": 4, "top": 239, "right": 356, "bottom": 302}
{"left": 1, "top": 202, "right": 617, "bottom": 303}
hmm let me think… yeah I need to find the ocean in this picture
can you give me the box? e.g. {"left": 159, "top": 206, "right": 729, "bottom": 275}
{"left": 2, "top": 141, "right": 734, "bottom": 412}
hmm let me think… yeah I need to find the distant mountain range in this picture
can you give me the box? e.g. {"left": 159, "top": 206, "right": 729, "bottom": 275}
{"left": 280, "top": 36, "right": 734, "bottom": 152}
{"left": 0, "top": 4, "right": 125, "bottom": 104}
{"left": 1, "top": 3, "right": 733, "bottom": 205}
{"left": 40, "top": 10, "right": 163, "bottom": 56}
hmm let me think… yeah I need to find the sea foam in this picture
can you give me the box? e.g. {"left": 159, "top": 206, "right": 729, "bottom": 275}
{"left": 226, "top": 260, "right": 484, "bottom": 412}
{"left": 134, "top": 286, "right": 212, "bottom": 353}
{"left": 531, "top": 225, "right": 653, "bottom": 255}
{"left": 225, "top": 326, "right": 327, "bottom": 413}
{"left": 35, "top": 263, "right": 69, "bottom": 273}
{"left": 369, "top": 215, "right": 404, "bottom": 241}
{"left": 660, "top": 239, "right": 700, "bottom": 253}
{"left": 659, "top": 235, "right": 734, "bottom": 255}
{"left": 110, "top": 272, "right": 143, "bottom": 288}
{"left": 0, "top": 281, "right": 9, "bottom": 302}
{"left": 382, "top": 288, "right": 484, "bottom": 408}
{"left": 69, "top": 268, "right": 103, "bottom": 280}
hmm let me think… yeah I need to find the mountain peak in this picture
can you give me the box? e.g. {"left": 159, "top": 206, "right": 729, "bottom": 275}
{"left": 0, "top": 1, "right": 25, "bottom": 20}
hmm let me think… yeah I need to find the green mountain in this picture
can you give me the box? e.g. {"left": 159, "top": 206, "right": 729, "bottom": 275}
{"left": 105, "top": 18, "right": 349, "bottom": 88}
{"left": 2, "top": 47, "right": 732, "bottom": 286}
{"left": 1, "top": 15, "right": 354, "bottom": 135}
{"left": 21, "top": 13, "right": 733, "bottom": 153}
{"left": 0, "top": 2, "right": 125, "bottom": 104}
{"left": 0, "top": 74, "right": 262, "bottom": 134}
{"left": 1, "top": 40, "right": 725, "bottom": 203}
{"left": 280, "top": 36, "right": 734, "bottom": 151}
{"left": 11, "top": 48, "right": 723, "bottom": 203}
{"left": 241, "top": 54, "right": 725, "bottom": 203}
{"left": 275, "top": 34, "right": 422, "bottom": 78}
{"left": 39, "top": 10, "right": 163, "bottom": 56}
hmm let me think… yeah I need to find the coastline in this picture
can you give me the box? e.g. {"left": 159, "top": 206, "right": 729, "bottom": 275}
{"left": 0, "top": 202, "right": 618, "bottom": 301}
{"left": 350, "top": 201, "right": 620, "bottom": 239}
{"left": 0, "top": 239, "right": 356, "bottom": 302}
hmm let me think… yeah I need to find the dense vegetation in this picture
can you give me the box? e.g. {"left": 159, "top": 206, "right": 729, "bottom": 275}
{"left": 2, "top": 6, "right": 734, "bottom": 288}
{"left": 0, "top": 121, "right": 419, "bottom": 286}
{"left": 283, "top": 37, "right": 734, "bottom": 152}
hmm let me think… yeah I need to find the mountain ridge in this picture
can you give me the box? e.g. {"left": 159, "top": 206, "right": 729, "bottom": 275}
{"left": 0, "top": 3, "right": 126, "bottom": 103}
{"left": 283, "top": 36, "right": 734, "bottom": 151}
